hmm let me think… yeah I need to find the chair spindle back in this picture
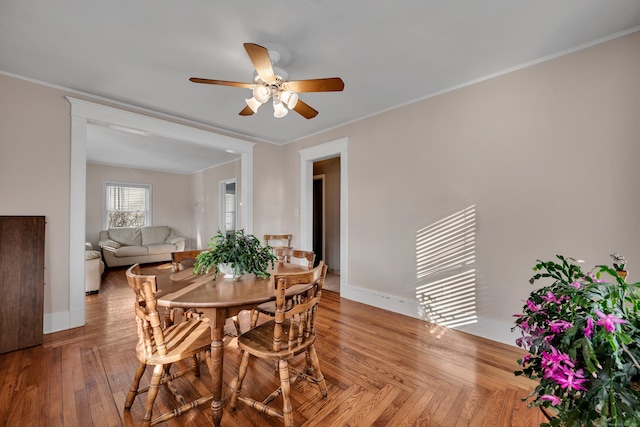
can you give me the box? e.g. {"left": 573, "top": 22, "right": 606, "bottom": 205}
{"left": 126, "top": 264, "right": 168, "bottom": 357}
{"left": 272, "top": 261, "right": 326, "bottom": 352}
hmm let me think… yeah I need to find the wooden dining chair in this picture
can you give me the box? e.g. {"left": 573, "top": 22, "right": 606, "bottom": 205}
{"left": 250, "top": 260, "right": 326, "bottom": 330}
{"left": 228, "top": 261, "right": 329, "bottom": 427}
{"left": 171, "top": 249, "right": 204, "bottom": 272}
{"left": 164, "top": 250, "right": 207, "bottom": 327}
{"left": 250, "top": 262, "right": 327, "bottom": 375}
{"left": 276, "top": 247, "right": 316, "bottom": 269}
{"left": 124, "top": 264, "right": 213, "bottom": 427}
{"left": 264, "top": 234, "right": 292, "bottom": 253}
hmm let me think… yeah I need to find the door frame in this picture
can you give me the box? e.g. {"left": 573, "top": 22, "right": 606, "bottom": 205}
{"left": 299, "top": 137, "right": 348, "bottom": 296}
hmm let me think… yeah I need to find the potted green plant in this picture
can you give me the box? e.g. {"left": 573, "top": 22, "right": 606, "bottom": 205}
{"left": 193, "top": 229, "right": 277, "bottom": 279}
{"left": 512, "top": 254, "right": 640, "bottom": 426}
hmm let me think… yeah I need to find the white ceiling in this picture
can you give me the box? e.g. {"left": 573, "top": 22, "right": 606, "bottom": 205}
{"left": 2, "top": 1, "right": 639, "bottom": 173}
{"left": 86, "top": 124, "right": 241, "bottom": 174}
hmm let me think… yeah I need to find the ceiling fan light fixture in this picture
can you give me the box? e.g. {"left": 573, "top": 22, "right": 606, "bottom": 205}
{"left": 273, "top": 98, "right": 288, "bottom": 118}
{"left": 245, "top": 97, "right": 263, "bottom": 113}
{"left": 190, "top": 43, "right": 344, "bottom": 120}
{"left": 252, "top": 84, "right": 271, "bottom": 103}
{"left": 280, "top": 91, "right": 298, "bottom": 109}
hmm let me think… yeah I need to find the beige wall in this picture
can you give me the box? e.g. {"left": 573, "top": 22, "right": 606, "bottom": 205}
{"left": 191, "top": 159, "right": 242, "bottom": 249}
{"left": 0, "top": 76, "right": 71, "bottom": 320}
{"left": 86, "top": 163, "right": 193, "bottom": 249}
{"left": 283, "top": 31, "right": 640, "bottom": 343}
{"left": 251, "top": 140, "right": 293, "bottom": 246}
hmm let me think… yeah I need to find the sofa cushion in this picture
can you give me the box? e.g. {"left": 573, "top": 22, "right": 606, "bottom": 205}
{"left": 114, "top": 245, "right": 148, "bottom": 257}
{"left": 147, "top": 243, "right": 179, "bottom": 255}
{"left": 108, "top": 228, "right": 142, "bottom": 246}
{"left": 141, "top": 226, "right": 171, "bottom": 245}
{"left": 99, "top": 239, "right": 121, "bottom": 251}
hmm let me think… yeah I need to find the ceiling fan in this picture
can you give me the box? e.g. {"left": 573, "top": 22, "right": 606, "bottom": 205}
{"left": 189, "top": 43, "right": 344, "bottom": 119}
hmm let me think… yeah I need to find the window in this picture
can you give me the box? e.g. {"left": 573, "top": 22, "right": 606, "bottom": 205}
{"left": 104, "top": 182, "right": 151, "bottom": 228}
{"left": 219, "top": 179, "right": 236, "bottom": 233}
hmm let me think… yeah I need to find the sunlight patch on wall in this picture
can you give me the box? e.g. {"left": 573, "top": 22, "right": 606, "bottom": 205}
{"left": 416, "top": 205, "right": 477, "bottom": 328}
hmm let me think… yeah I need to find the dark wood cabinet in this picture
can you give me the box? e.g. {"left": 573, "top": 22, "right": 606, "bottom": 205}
{"left": 0, "top": 216, "right": 45, "bottom": 354}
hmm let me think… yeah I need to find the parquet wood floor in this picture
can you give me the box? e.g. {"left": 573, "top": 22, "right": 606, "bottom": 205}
{"left": 0, "top": 263, "right": 546, "bottom": 426}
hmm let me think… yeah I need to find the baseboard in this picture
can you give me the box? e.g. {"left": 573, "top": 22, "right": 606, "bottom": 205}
{"left": 44, "top": 307, "right": 85, "bottom": 334}
{"left": 346, "top": 285, "right": 420, "bottom": 318}
{"left": 344, "top": 285, "right": 517, "bottom": 347}
{"left": 453, "top": 317, "right": 519, "bottom": 347}
{"left": 328, "top": 267, "right": 340, "bottom": 275}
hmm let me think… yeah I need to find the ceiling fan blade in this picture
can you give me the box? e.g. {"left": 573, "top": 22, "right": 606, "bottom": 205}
{"left": 239, "top": 105, "right": 254, "bottom": 116}
{"left": 189, "top": 77, "right": 253, "bottom": 89}
{"left": 244, "top": 43, "right": 276, "bottom": 83}
{"left": 292, "top": 99, "right": 319, "bottom": 119}
{"left": 284, "top": 77, "right": 344, "bottom": 93}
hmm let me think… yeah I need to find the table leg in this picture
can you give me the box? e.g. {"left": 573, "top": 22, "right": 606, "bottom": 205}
{"left": 203, "top": 309, "right": 226, "bottom": 427}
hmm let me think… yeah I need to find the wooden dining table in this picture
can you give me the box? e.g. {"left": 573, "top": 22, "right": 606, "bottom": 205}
{"left": 155, "top": 262, "right": 310, "bottom": 427}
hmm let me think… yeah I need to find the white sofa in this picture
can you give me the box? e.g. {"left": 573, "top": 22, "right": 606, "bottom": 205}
{"left": 99, "top": 226, "right": 186, "bottom": 267}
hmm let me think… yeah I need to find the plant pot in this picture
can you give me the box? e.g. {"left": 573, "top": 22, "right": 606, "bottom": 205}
{"left": 617, "top": 270, "right": 628, "bottom": 281}
{"left": 218, "top": 262, "right": 241, "bottom": 279}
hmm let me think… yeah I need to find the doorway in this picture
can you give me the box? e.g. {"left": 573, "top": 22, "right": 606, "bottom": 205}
{"left": 312, "top": 175, "right": 325, "bottom": 267}
{"left": 220, "top": 179, "right": 237, "bottom": 234}
{"left": 312, "top": 155, "right": 340, "bottom": 274}
{"left": 299, "top": 137, "right": 348, "bottom": 296}
{"left": 67, "top": 97, "right": 255, "bottom": 334}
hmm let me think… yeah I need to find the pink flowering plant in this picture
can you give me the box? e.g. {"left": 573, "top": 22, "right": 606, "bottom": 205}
{"left": 513, "top": 255, "right": 640, "bottom": 426}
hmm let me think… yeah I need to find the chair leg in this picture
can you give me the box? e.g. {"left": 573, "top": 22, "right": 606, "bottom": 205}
{"left": 142, "top": 364, "right": 164, "bottom": 427}
{"left": 307, "top": 345, "right": 328, "bottom": 398}
{"left": 163, "top": 363, "right": 187, "bottom": 407}
{"left": 162, "top": 363, "right": 172, "bottom": 378}
{"left": 305, "top": 349, "right": 314, "bottom": 374}
{"left": 191, "top": 354, "right": 201, "bottom": 377}
{"left": 278, "top": 359, "right": 294, "bottom": 427}
{"left": 163, "top": 307, "right": 175, "bottom": 328}
{"left": 232, "top": 315, "right": 242, "bottom": 336}
{"left": 124, "top": 362, "right": 147, "bottom": 409}
{"left": 250, "top": 309, "right": 259, "bottom": 329}
{"left": 229, "top": 351, "right": 251, "bottom": 411}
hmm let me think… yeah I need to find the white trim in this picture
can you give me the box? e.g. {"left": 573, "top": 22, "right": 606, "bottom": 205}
{"left": 67, "top": 113, "right": 87, "bottom": 332}
{"left": 299, "top": 137, "right": 348, "bottom": 295}
{"left": 64, "top": 97, "right": 255, "bottom": 333}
